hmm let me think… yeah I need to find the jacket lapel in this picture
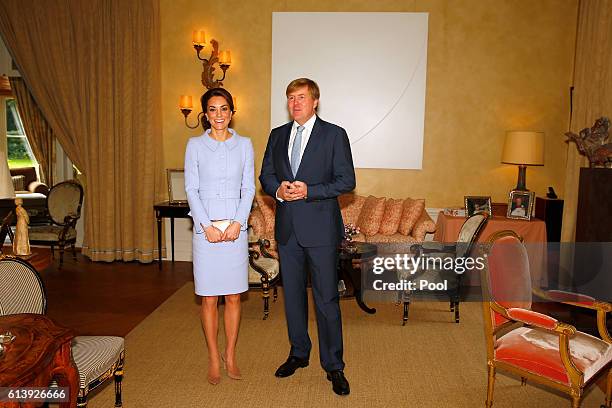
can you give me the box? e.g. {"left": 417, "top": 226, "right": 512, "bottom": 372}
{"left": 279, "top": 122, "right": 293, "bottom": 179}
{"left": 295, "top": 117, "right": 322, "bottom": 179}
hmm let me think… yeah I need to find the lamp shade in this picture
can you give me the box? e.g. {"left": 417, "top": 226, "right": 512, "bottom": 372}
{"left": 501, "top": 131, "right": 544, "bottom": 165}
{"left": 0, "top": 159, "right": 15, "bottom": 199}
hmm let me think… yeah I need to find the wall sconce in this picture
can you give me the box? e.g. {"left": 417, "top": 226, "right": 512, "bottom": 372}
{"left": 180, "top": 30, "right": 232, "bottom": 129}
{"left": 179, "top": 94, "right": 239, "bottom": 130}
{"left": 501, "top": 131, "right": 544, "bottom": 191}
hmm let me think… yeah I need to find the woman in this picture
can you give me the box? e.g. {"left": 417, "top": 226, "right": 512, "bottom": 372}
{"left": 184, "top": 87, "right": 255, "bottom": 385}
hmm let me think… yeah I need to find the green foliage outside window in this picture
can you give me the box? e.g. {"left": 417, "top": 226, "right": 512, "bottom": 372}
{"left": 5, "top": 99, "right": 36, "bottom": 168}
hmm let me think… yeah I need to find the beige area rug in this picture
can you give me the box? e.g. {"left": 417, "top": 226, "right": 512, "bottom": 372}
{"left": 86, "top": 284, "right": 607, "bottom": 408}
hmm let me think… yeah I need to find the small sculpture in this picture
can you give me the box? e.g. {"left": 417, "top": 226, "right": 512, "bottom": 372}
{"left": 13, "top": 198, "right": 31, "bottom": 256}
{"left": 546, "top": 187, "right": 558, "bottom": 199}
{"left": 565, "top": 117, "right": 612, "bottom": 168}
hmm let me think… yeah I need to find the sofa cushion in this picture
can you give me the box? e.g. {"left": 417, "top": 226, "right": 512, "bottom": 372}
{"left": 356, "top": 195, "right": 386, "bottom": 236}
{"left": 379, "top": 198, "right": 404, "bottom": 235}
{"left": 366, "top": 233, "right": 417, "bottom": 244}
{"left": 398, "top": 198, "right": 425, "bottom": 236}
{"left": 412, "top": 211, "right": 437, "bottom": 241}
{"left": 338, "top": 194, "right": 366, "bottom": 226}
{"left": 255, "top": 195, "right": 276, "bottom": 235}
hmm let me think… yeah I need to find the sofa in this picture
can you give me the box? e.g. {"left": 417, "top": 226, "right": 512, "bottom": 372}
{"left": 248, "top": 193, "right": 437, "bottom": 258}
{"left": 10, "top": 166, "right": 49, "bottom": 195}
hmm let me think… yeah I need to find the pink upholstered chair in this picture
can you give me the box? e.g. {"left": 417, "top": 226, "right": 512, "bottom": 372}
{"left": 482, "top": 230, "right": 612, "bottom": 408}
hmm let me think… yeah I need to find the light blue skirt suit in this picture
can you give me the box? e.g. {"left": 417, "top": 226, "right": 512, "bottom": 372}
{"left": 184, "top": 129, "right": 255, "bottom": 296}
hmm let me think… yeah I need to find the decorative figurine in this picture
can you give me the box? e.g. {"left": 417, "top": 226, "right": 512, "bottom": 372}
{"left": 565, "top": 117, "right": 612, "bottom": 168}
{"left": 13, "top": 198, "right": 31, "bottom": 256}
{"left": 546, "top": 187, "right": 558, "bottom": 199}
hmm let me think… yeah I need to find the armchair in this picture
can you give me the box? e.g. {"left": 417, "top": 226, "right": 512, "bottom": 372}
{"left": 401, "top": 212, "right": 489, "bottom": 325}
{"left": 0, "top": 255, "right": 125, "bottom": 408}
{"left": 482, "top": 230, "right": 612, "bottom": 408}
{"left": 248, "top": 227, "right": 280, "bottom": 319}
{"left": 28, "top": 180, "right": 83, "bottom": 267}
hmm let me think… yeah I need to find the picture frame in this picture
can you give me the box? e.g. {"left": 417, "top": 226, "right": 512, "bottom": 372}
{"left": 166, "top": 168, "right": 187, "bottom": 204}
{"left": 464, "top": 196, "right": 492, "bottom": 217}
{"left": 506, "top": 190, "right": 535, "bottom": 220}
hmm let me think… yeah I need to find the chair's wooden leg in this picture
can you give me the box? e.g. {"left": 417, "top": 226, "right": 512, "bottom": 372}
{"left": 450, "top": 299, "right": 454, "bottom": 312}
{"left": 273, "top": 286, "right": 278, "bottom": 302}
{"left": 571, "top": 396, "right": 580, "bottom": 408}
{"left": 603, "top": 368, "right": 612, "bottom": 408}
{"left": 485, "top": 363, "right": 495, "bottom": 408}
{"left": 264, "top": 296, "right": 269, "bottom": 320}
{"left": 114, "top": 368, "right": 123, "bottom": 407}
{"left": 402, "top": 301, "right": 410, "bottom": 326}
{"left": 59, "top": 244, "right": 65, "bottom": 268}
{"left": 455, "top": 301, "right": 460, "bottom": 323}
{"left": 50, "top": 244, "right": 55, "bottom": 258}
{"left": 521, "top": 377, "right": 527, "bottom": 386}
{"left": 262, "top": 277, "right": 270, "bottom": 320}
{"left": 77, "top": 395, "right": 88, "bottom": 407}
{"left": 72, "top": 243, "right": 77, "bottom": 260}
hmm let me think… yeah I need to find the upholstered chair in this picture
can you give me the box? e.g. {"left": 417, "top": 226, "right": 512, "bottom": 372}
{"left": 401, "top": 212, "right": 489, "bottom": 325}
{"left": 482, "top": 230, "right": 612, "bottom": 408}
{"left": 248, "top": 227, "right": 280, "bottom": 319}
{"left": 28, "top": 180, "right": 83, "bottom": 267}
{"left": 0, "top": 256, "right": 125, "bottom": 407}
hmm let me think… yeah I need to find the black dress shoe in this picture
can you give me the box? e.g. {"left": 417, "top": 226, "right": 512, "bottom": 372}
{"left": 326, "top": 370, "right": 350, "bottom": 395}
{"left": 275, "top": 356, "right": 309, "bottom": 377}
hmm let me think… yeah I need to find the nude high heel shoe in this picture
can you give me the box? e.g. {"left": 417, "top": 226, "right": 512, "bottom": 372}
{"left": 208, "top": 361, "right": 221, "bottom": 385}
{"left": 221, "top": 353, "right": 242, "bottom": 380}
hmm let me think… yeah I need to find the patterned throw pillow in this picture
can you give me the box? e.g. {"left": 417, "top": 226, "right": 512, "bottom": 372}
{"left": 338, "top": 193, "right": 366, "bottom": 225}
{"left": 356, "top": 196, "right": 386, "bottom": 236}
{"left": 254, "top": 195, "right": 276, "bottom": 235}
{"left": 398, "top": 198, "right": 425, "bottom": 236}
{"left": 379, "top": 198, "right": 405, "bottom": 235}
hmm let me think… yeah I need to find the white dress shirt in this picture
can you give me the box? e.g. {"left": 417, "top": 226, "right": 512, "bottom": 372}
{"left": 287, "top": 114, "right": 317, "bottom": 165}
{"left": 276, "top": 115, "right": 317, "bottom": 201}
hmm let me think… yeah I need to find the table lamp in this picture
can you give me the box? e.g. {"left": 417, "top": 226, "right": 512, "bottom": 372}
{"left": 0, "top": 159, "right": 15, "bottom": 199}
{"left": 501, "top": 131, "right": 544, "bottom": 191}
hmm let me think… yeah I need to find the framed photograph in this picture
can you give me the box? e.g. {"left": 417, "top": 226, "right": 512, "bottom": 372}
{"left": 464, "top": 196, "right": 492, "bottom": 217}
{"left": 166, "top": 168, "right": 187, "bottom": 204}
{"left": 506, "top": 190, "right": 535, "bottom": 220}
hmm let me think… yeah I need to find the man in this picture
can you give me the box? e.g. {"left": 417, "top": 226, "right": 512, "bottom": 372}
{"left": 260, "top": 78, "right": 355, "bottom": 396}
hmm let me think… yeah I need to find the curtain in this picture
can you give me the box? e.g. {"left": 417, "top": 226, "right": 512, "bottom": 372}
{"left": 0, "top": 0, "right": 165, "bottom": 262}
{"left": 9, "top": 77, "right": 54, "bottom": 186}
{"left": 561, "top": 0, "right": 612, "bottom": 242}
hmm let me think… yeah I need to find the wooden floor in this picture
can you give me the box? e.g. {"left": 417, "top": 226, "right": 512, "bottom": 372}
{"left": 40, "top": 251, "right": 193, "bottom": 336}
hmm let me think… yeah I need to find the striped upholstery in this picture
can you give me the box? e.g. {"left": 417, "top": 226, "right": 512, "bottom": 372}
{"left": 0, "top": 258, "right": 45, "bottom": 315}
{"left": 11, "top": 175, "right": 25, "bottom": 191}
{"left": 71, "top": 336, "right": 125, "bottom": 389}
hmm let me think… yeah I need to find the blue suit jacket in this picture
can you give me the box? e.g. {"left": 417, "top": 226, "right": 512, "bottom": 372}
{"left": 260, "top": 117, "right": 356, "bottom": 247}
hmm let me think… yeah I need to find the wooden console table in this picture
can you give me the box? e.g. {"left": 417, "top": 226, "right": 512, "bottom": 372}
{"left": 154, "top": 201, "right": 190, "bottom": 269}
{"left": 0, "top": 313, "right": 78, "bottom": 407}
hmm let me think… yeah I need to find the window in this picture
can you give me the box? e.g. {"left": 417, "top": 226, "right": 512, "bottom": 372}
{"left": 6, "top": 98, "right": 37, "bottom": 168}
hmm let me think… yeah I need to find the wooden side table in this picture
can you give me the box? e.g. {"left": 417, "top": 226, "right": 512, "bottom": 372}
{"left": 0, "top": 313, "right": 78, "bottom": 407}
{"left": 154, "top": 201, "right": 191, "bottom": 268}
{"left": 434, "top": 213, "right": 548, "bottom": 286}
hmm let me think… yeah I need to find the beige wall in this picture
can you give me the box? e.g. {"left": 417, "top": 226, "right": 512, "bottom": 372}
{"left": 161, "top": 0, "right": 577, "bottom": 208}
